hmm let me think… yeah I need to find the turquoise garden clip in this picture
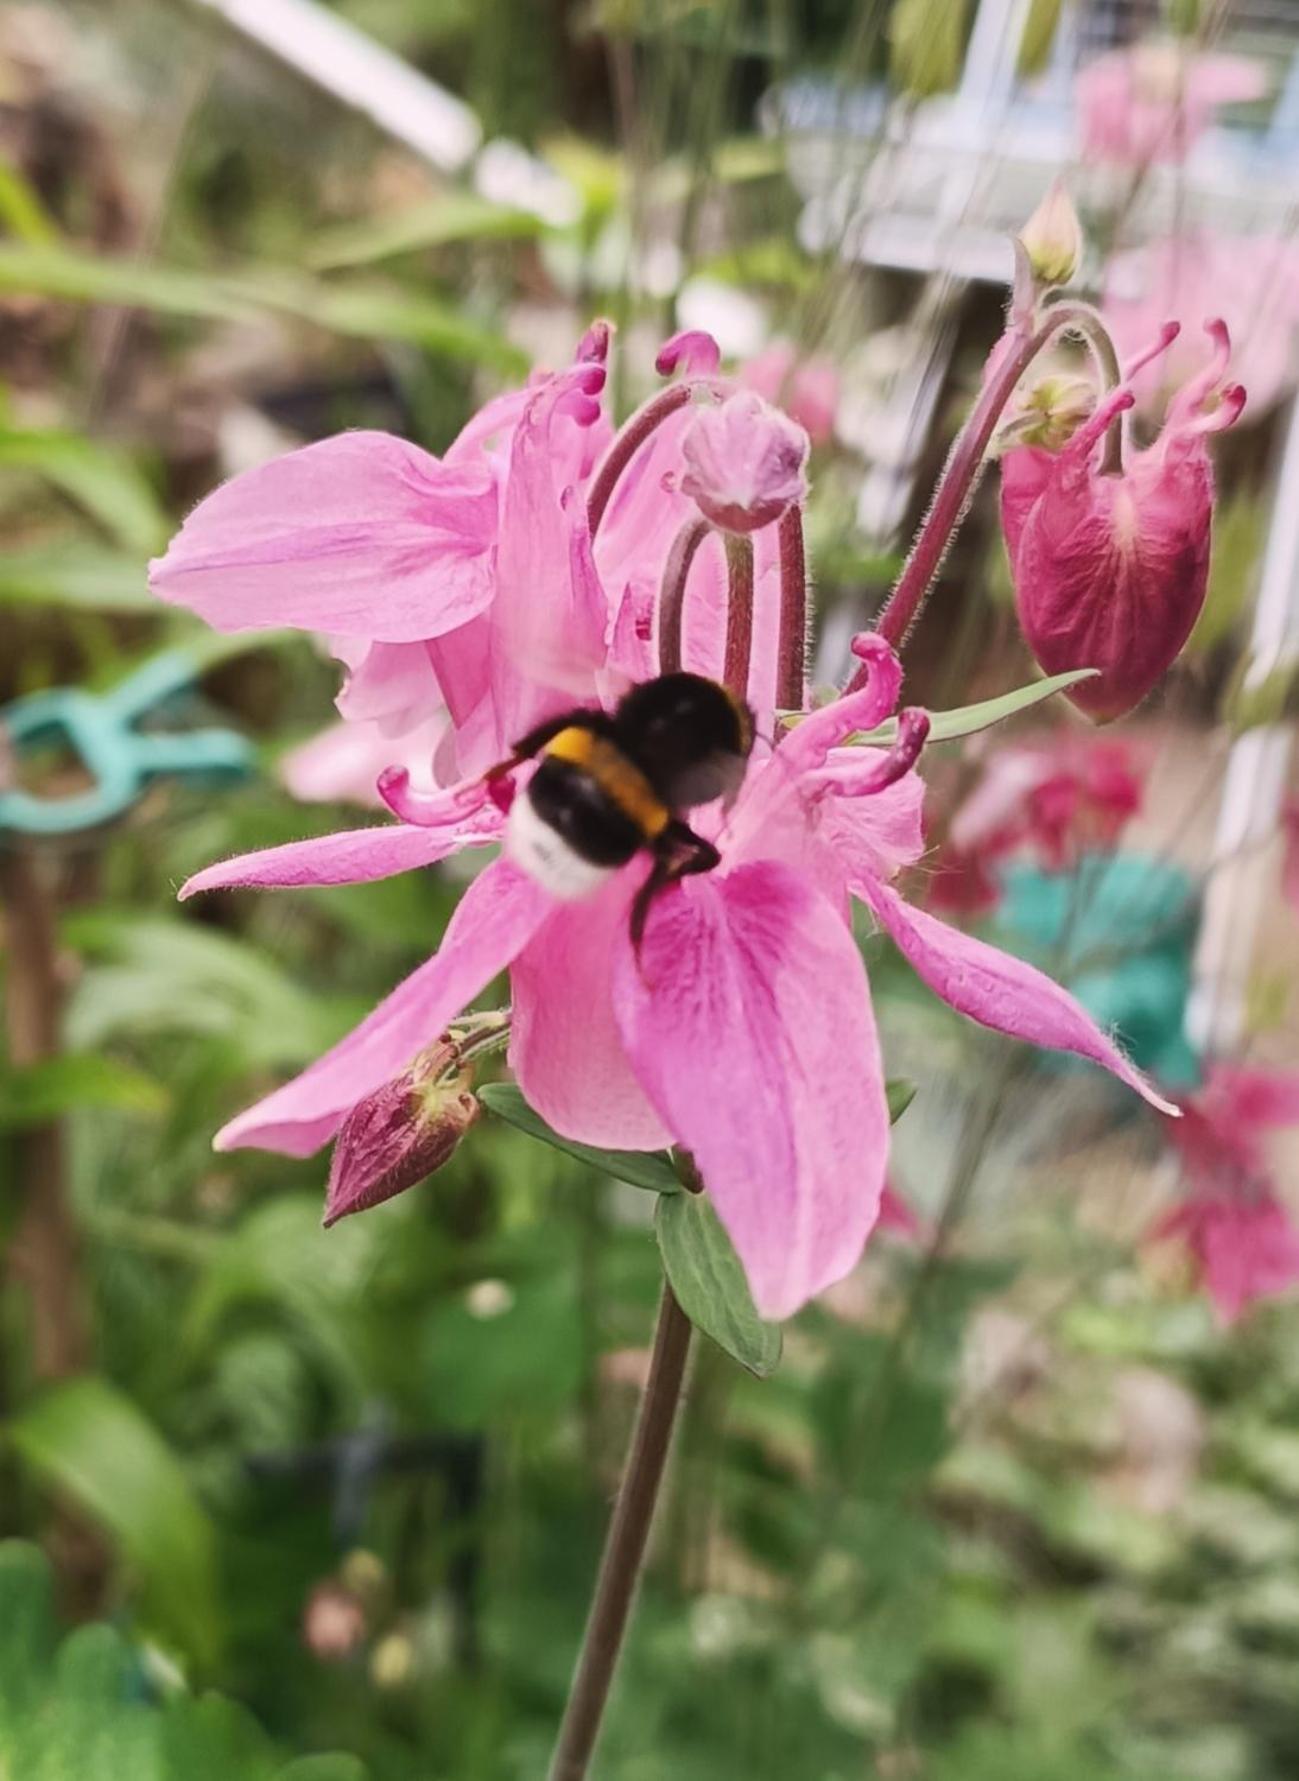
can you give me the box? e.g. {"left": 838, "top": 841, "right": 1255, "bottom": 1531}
{"left": 0, "top": 652, "right": 253, "bottom": 840}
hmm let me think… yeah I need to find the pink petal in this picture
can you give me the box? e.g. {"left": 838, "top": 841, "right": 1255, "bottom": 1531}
{"left": 150, "top": 433, "right": 497, "bottom": 642}
{"left": 509, "top": 873, "right": 670, "bottom": 1150}
{"left": 181, "top": 788, "right": 502, "bottom": 898}
{"left": 279, "top": 715, "right": 446, "bottom": 808}
{"left": 215, "top": 859, "right": 553, "bottom": 1155}
{"left": 860, "top": 879, "right": 1177, "bottom": 1116}
{"left": 781, "top": 633, "right": 903, "bottom": 770}
{"left": 492, "top": 373, "right": 613, "bottom": 736}
{"left": 613, "top": 861, "right": 888, "bottom": 1321}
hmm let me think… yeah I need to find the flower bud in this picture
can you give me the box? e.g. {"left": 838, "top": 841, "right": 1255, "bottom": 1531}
{"left": 680, "top": 390, "right": 809, "bottom": 534}
{"left": 1002, "top": 319, "right": 1245, "bottom": 721}
{"left": 1019, "top": 180, "right": 1083, "bottom": 288}
{"left": 324, "top": 1037, "right": 481, "bottom": 1227}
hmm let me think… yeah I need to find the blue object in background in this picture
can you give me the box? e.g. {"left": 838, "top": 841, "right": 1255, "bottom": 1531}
{"left": 995, "top": 853, "right": 1202, "bottom": 1093}
{"left": 0, "top": 652, "right": 253, "bottom": 841}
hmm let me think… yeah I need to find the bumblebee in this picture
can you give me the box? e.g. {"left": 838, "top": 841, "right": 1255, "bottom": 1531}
{"left": 490, "top": 673, "right": 755, "bottom": 946}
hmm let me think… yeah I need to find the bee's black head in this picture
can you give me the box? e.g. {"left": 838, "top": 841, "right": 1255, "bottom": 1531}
{"left": 613, "top": 673, "right": 754, "bottom": 812}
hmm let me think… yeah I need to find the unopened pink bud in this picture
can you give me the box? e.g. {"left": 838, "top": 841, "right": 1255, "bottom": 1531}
{"left": 680, "top": 391, "right": 809, "bottom": 534}
{"left": 1002, "top": 321, "right": 1245, "bottom": 721}
{"left": 324, "top": 1039, "right": 480, "bottom": 1227}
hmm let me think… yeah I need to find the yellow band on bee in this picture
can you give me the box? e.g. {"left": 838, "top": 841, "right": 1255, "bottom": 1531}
{"left": 543, "top": 727, "right": 671, "bottom": 840}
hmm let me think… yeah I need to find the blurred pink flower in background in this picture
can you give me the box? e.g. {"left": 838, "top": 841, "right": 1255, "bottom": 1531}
{"left": 740, "top": 340, "right": 838, "bottom": 447}
{"left": 1077, "top": 41, "right": 1267, "bottom": 166}
{"left": 930, "top": 734, "right": 1143, "bottom": 915}
{"left": 1106, "top": 234, "right": 1299, "bottom": 421}
{"left": 1153, "top": 1064, "right": 1299, "bottom": 1322}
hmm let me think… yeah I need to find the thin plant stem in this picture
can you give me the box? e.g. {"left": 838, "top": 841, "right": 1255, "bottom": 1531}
{"left": 658, "top": 517, "right": 712, "bottom": 674}
{"left": 867, "top": 301, "right": 1124, "bottom": 661}
{"left": 586, "top": 384, "right": 691, "bottom": 538}
{"left": 547, "top": 1285, "right": 694, "bottom": 1781}
{"left": 722, "top": 533, "right": 755, "bottom": 696}
{"left": 776, "top": 506, "right": 808, "bottom": 709}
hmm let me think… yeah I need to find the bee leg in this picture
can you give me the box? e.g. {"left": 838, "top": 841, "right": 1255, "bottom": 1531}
{"left": 483, "top": 715, "right": 576, "bottom": 782}
{"left": 630, "top": 822, "right": 721, "bottom": 955}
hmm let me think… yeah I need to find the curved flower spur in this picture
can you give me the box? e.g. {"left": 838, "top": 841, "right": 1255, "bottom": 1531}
{"left": 163, "top": 317, "right": 1175, "bottom": 1323}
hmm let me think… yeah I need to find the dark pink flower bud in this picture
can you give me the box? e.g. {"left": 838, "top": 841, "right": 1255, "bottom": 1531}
{"left": 680, "top": 390, "right": 809, "bottom": 534}
{"left": 1002, "top": 319, "right": 1245, "bottom": 721}
{"left": 324, "top": 1037, "right": 481, "bottom": 1227}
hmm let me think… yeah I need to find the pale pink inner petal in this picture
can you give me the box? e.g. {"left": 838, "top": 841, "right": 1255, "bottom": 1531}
{"left": 215, "top": 859, "right": 553, "bottom": 1156}
{"left": 613, "top": 861, "right": 889, "bottom": 1321}
{"left": 510, "top": 872, "right": 670, "bottom": 1150}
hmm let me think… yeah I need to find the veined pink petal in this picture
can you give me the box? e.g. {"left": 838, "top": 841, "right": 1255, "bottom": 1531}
{"left": 613, "top": 862, "right": 888, "bottom": 1321}
{"left": 181, "top": 785, "right": 501, "bottom": 898}
{"left": 492, "top": 371, "right": 614, "bottom": 736}
{"left": 860, "top": 879, "right": 1176, "bottom": 1115}
{"left": 149, "top": 433, "right": 498, "bottom": 641}
{"left": 215, "top": 860, "right": 553, "bottom": 1156}
{"left": 510, "top": 872, "right": 670, "bottom": 1150}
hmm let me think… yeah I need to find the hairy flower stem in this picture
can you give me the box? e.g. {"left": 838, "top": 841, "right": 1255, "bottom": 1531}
{"left": 657, "top": 517, "right": 711, "bottom": 675}
{"left": 547, "top": 1286, "right": 694, "bottom": 1781}
{"left": 776, "top": 506, "right": 809, "bottom": 708}
{"left": 866, "top": 301, "right": 1124, "bottom": 667}
{"left": 722, "top": 533, "right": 755, "bottom": 696}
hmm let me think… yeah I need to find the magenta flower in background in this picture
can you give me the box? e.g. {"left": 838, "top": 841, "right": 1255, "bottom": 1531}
{"left": 1002, "top": 319, "right": 1245, "bottom": 721}
{"left": 1153, "top": 1064, "right": 1299, "bottom": 1322}
{"left": 179, "top": 633, "right": 1172, "bottom": 1321}
{"left": 952, "top": 734, "right": 1143, "bottom": 868}
{"left": 1105, "top": 233, "right": 1299, "bottom": 422}
{"left": 1076, "top": 41, "right": 1267, "bottom": 167}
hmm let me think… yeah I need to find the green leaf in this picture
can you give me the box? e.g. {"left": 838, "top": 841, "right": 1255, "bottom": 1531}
{"left": 0, "top": 1544, "right": 369, "bottom": 1779}
{"left": 0, "top": 430, "right": 169, "bottom": 554}
{"left": 0, "top": 1055, "right": 166, "bottom": 1129}
{"left": 478, "top": 1081, "right": 681, "bottom": 1193}
{"left": 887, "top": 1078, "right": 917, "bottom": 1123}
{"left": 0, "top": 244, "right": 527, "bottom": 373}
{"left": 0, "top": 159, "right": 58, "bottom": 245}
{"left": 0, "top": 541, "right": 154, "bottom": 610}
{"left": 656, "top": 1192, "right": 782, "bottom": 1376}
{"left": 7, "top": 1378, "right": 221, "bottom": 1665}
{"left": 309, "top": 193, "right": 547, "bottom": 271}
{"left": 784, "top": 668, "right": 1098, "bottom": 748}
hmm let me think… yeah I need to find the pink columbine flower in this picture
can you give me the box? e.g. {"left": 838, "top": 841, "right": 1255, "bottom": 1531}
{"left": 1002, "top": 319, "right": 1245, "bottom": 721}
{"left": 151, "top": 323, "right": 798, "bottom": 779}
{"left": 1152, "top": 1064, "right": 1299, "bottom": 1322}
{"left": 680, "top": 390, "right": 809, "bottom": 534}
{"left": 740, "top": 341, "right": 838, "bottom": 447}
{"left": 1077, "top": 41, "right": 1267, "bottom": 167}
{"left": 1105, "top": 233, "right": 1299, "bottom": 422}
{"left": 179, "top": 634, "right": 1172, "bottom": 1322}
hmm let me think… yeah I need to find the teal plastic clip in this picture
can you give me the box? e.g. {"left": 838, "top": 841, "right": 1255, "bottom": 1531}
{"left": 0, "top": 652, "right": 253, "bottom": 841}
